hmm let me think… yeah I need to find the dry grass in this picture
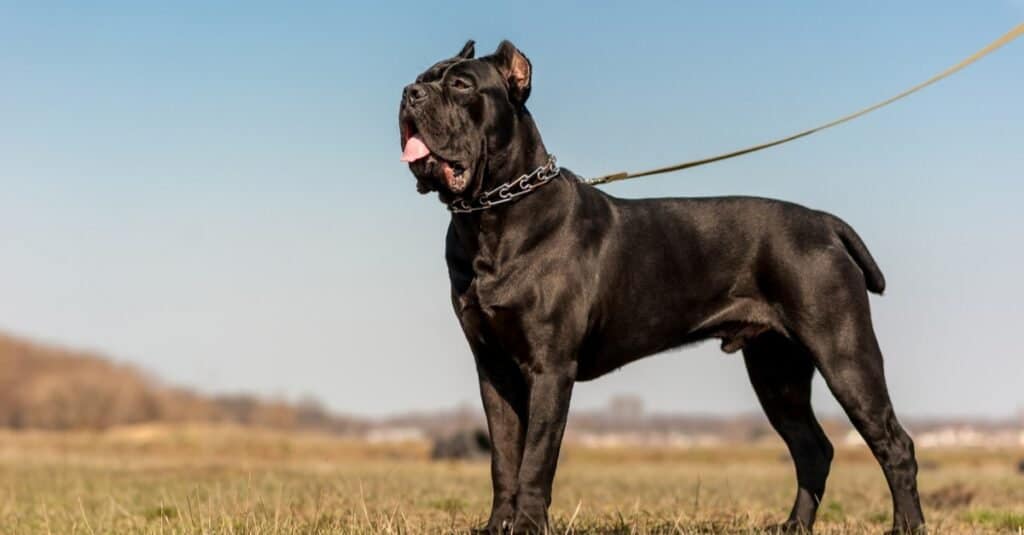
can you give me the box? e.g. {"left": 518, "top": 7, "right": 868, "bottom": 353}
{"left": 0, "top": 425, "right": 1022, "bottom": 534}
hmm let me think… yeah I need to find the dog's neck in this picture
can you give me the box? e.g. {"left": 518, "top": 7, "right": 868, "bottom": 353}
{"left": 479, "top": 109, "right": 550, "bottom": 194}
{"left": 448, "top": 113, "right": 572, "bottom": 261}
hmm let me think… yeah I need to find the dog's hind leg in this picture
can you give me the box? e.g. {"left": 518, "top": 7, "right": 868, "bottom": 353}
{"left": 743, "top": 332, "right": 833, "bottom": 533}
{"left": 796, "top": 287, "right": 925, "bottom": 533}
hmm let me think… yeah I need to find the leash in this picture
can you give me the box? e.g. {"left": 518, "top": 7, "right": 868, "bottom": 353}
{"left": 585, "top": 22, "right": 1024, "bottom": 186}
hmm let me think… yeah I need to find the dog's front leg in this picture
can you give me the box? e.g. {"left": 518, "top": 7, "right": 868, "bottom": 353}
{"left": 474, "top": 351, "right": 528, "bottom": 533}
{"left": 512, "top": 363, "right": 576, "bottom": 533}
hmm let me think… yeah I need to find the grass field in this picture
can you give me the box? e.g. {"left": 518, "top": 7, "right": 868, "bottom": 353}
{"left": 0, "top": 425, "right": 1022, "bottom": 534}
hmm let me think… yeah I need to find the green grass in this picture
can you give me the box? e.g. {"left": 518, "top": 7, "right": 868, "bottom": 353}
{"left": 0, "top": 426, "right": 1021, "bottom": 533}
{"left": 961, "top": 509, "right": 1024, "bottom": 531}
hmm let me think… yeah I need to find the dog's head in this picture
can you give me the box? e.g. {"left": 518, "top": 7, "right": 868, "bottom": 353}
{"left": 399, "top": 40, "right": 533, "bottom": 200}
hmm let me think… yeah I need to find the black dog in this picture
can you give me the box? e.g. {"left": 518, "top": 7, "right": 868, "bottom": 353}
{"left": 400, "top": 40, "right": 925, "bottom": 534}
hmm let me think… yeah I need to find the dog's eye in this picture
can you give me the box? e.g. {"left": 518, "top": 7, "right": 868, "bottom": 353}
{"left": 449, "top": 78, "right": 473, "bottom": 91}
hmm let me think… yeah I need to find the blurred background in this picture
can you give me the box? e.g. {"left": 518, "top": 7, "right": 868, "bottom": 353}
{"left": 2, "top": 0, "right": 1022, "bottom": 431}
{"left": 1, "top": 2, "right": 1022, "bottom": 532}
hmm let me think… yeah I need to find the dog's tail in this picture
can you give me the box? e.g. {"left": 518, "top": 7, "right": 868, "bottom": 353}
{"left": 828, "top": 215, "right": 886, "bottom": 295}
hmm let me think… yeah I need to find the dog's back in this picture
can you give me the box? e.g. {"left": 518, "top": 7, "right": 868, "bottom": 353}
{"left": 566, "top": 177, "right": 885, "bottom": 378}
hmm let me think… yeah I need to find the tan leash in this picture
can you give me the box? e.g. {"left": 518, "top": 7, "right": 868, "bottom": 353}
{"left": 585, "top": 22, "right": 1024, "bottom": 186}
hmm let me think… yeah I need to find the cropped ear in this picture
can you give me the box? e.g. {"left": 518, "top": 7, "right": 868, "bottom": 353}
{"left": 456, "top": 40, "right": 475, "bottom": 59}
{"left": 492, "top": 40, "right": 531, "bottom": 105}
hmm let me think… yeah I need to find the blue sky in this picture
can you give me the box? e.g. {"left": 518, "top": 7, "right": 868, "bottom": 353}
{"left": 1, "top": 2, "right": 1022, "bottom": 418}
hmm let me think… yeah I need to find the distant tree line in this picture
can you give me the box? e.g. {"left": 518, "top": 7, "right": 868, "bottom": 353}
{"left": 0, "top": 331, "right": 364, "bottom": 432}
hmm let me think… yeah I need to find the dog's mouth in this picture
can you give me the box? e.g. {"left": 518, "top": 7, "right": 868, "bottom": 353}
{"left": 400, "top": 122, "right": 469, "bottom": 193}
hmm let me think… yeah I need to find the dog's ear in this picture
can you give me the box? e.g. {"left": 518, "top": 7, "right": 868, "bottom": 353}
{"left": 492, "top": 40, "right": 531, "bottom": 105}
{"left": 456, "top": 40, "right": 475, "bottom": 60}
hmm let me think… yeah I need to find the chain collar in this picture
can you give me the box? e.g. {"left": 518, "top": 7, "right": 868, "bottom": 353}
{"left": 448, "top": 156, "right": 560, "bottom": 214}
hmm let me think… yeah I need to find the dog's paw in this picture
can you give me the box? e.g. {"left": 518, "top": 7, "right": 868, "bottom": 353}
{"left": 470, "top": 524, "right": 506, "bottom": 535}
{"left": 510, "top": 510, "right": 548, "bottom": 534}
{"left": 884, "top": 525, "right": 926, "bottom": 535}
{"left": 475, "top": 505, "right": 514, "bottom": 534}
{"left": 761, "top": 520, "right": 812, "bottom": 534}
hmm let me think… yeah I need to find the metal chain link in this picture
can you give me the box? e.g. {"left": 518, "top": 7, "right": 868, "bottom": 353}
{"left": 448, "top": 155, "right": 560, "bottom": 214}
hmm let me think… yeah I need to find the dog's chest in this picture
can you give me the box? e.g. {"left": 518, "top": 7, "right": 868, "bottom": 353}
{"left": 451, "top": 254, "right": 526, "bottom": 350}
{"left": 446, "top": 217, "right": 567, "bottom": 359}
{"left": 448, "top": 238, "right": 494, "bottom": 343}
{"left": 452, "top": 276, "right": 505, "bottom": 353}
{"left": 453, "top": 265, "right": 501, "bottom": 327}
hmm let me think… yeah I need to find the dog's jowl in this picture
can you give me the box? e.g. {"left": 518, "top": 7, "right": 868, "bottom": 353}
{"left": 400, "top": 40, "right": 925, "bottom": 534}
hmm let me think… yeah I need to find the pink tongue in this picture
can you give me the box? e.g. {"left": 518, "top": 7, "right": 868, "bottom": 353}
{"left": 401, "top": 135, "right": 431, "bottom": 163}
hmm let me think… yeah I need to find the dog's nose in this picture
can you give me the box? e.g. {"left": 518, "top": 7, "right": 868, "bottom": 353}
{"left": 403, "top": 83, "right": 428, "bottom": 107}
